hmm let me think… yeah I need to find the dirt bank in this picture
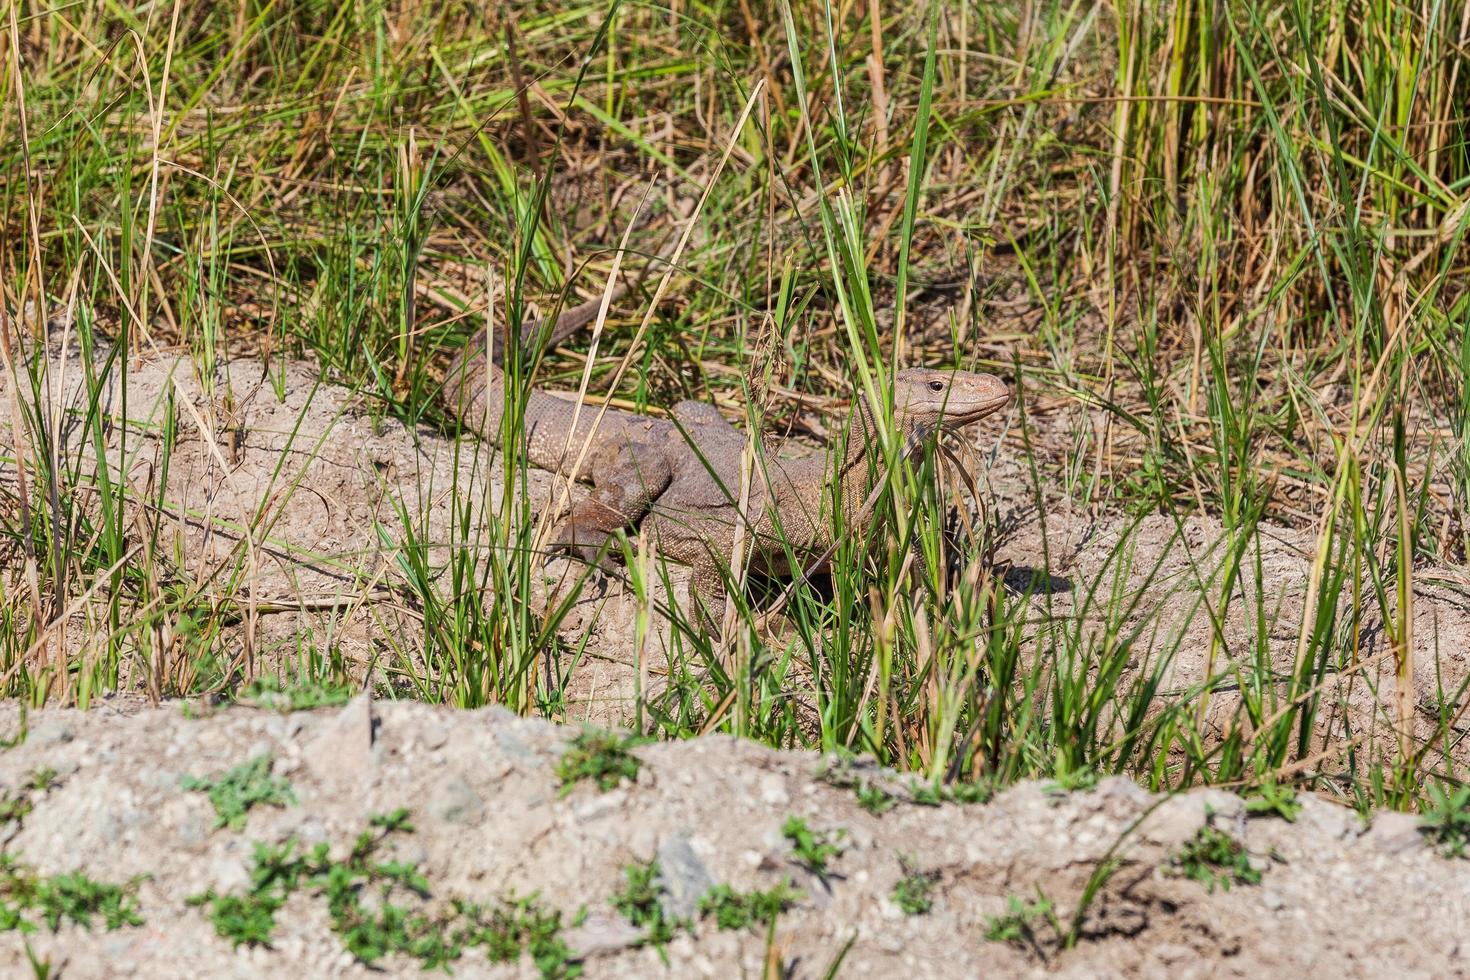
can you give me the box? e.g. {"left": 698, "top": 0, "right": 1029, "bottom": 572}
{"left": 0, "top": 698, "right": 1464, "bottom": 978}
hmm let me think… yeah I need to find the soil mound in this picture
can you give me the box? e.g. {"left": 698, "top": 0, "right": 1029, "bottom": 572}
{"left": 0, "top": 698, "right": 1463, "bottom": 978}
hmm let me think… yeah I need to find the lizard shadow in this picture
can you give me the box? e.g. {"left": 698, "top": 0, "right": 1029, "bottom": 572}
{"left": 1000, "top": 564, "right": 1073, "bottom": 596}
{"left": 937, "top": 504, "right": 1073, "bottom": 597}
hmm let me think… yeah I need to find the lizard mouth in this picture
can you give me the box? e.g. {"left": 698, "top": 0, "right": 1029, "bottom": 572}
{"left": 937, "top": 390, "right": 1012, "bottom": 427}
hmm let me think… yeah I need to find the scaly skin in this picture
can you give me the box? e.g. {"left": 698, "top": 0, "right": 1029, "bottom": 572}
{"left": 443, "top": 299, "right": 1012, "bottom": 633}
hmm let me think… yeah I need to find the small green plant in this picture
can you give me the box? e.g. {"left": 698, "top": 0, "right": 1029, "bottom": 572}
{"left": 191, "top": 810, "right": 581, "bottom": 977}
{"left": 1166, "top": 824, "right": 1262, "bottom": 892}
{"left": 455, "top": 896, "right": 583, "bottom": 978}
{"left": 983, "top": 891, "right": 1058, "bottom": 951}
{"left": 34, "top": 873, "right": 146, "bottom": 932}
{"left": 369, "top": 808, "right": 415, "bottom": 834}
{"left": 0, "top": 795, "right": 33, "bottom": 826}
{"left": 187, "top": 838, "right": 318, "bottom": 947}
{"left": 238, "top": 676, "right": 355, "bottom": 712}
{"left": 611, "top": 860, "right": 681, "bottom": 949}
{"left": 555, "top": 729, "right": 644, "bottom": 795}
{"left": 0, "top": 710, "right": 27, "bottom": 751}
{"left": 909, "top": 780, "right": 994, "bottom": 807}
{"left": 1244, "top": 781, "right": 1302, "bottom": 822}
{"left": 0, "top": 768, "right": 58, "bottom": 827}
{"left": 181, "top": 755, "right": 297, "bottom": 830}
{"left": 1419, "top": 783, "right": 1470, "bottom": 858}
{"left": 21, "top": 938, "right": 51, "bottom": 979}
{"left": 782, "top": 817, "right": 844, "bottom": 876}
{"left": 910, "top": 784, "right": 943, "bottom": 807}
{"left": 0, "top": 856, "right": 144, "bottom": 934}
{"left": 819, "top": 758, "right": 992, "bottom": 814}
{"left": 946, "top": 780, "right": 995, "bottom": 805}
{"left": 1044, "top": 768, "right": 1099, "bottom": 795}
{"left": 855, "top": 782, "right": 897, "bottom": 815}
{"left": 891, "top": 860, "right": 939, "bottom": 916}
{"left": 813, "top": 749, "right": 859, "bottom": 784}
{"left": 189, "top": 887, "right": 285, "bottom": 947}
{"left": 698, "top": 880, "right": 802, "bottom": 931}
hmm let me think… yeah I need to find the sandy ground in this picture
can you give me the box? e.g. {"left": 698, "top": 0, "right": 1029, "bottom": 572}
{"left": 4, "top": 339, "right": 1467, "bottom": 772}
{"left": 0, "top": 697, "right": 1464, "bottom": 978}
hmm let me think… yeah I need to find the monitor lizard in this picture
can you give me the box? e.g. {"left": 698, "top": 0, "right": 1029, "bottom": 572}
{"left": 443, "top": 292, "right": 1012, "bottom": 634}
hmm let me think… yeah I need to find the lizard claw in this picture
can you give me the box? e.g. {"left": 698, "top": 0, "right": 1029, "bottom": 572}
{"left": 547, "top": 519, "right": 622, "bottom": 571}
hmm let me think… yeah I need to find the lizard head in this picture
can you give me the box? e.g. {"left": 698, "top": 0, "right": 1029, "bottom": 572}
{"left": 892, "top": 368, "right": 1012, "bottom": 441}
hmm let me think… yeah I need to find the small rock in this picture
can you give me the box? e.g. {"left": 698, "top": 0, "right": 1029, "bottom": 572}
{"left": 163, "top": 797, "right": 212, "bottom": 848}
{"left": 28, "top": 720, "right": 73, "bottom": 745}
{"left": 1152, "top": 943, "right": 1193, "bottom": 964}
{"left": 759, "top": 774, "right": 789, "bottom": 806}
{"left": 494, "top": 731, "right": 545, "bottom": 770}
{"left": 1361, "top": 811, "right": 1424, "bottom": 855}
{"left": 562, "top": 912, "right": 645, "bottom": 958}
{"left": 261, "top": 715, "right": 292, "bottom": 742}
{"left": 1297, "top": 798, "right": 1357, "bottom": 841}
{"left": 657, "top": 834, "right": 715, "bottom": 920}
{"left": 394, "top": 840, "right": 429, "bottom": 868}
{"left": 304, "top": 694, "right": 377, "bottom": 783}
{"left": 138, "top": 768, "right": 181, "bottom": 791}
{"left": 628, "top": 824, "right": 658, "bottom": 862}
{"left": 1141, "top": 795, "right": 1228, "bottom": 848}
{"left": 208, "top": 856, "right": 250, "bottom": 894}
{"left": 574, "top": 789, "right": 626, "bottom": 824}
{"left": 801, "top": 871, "right": 834, "bottom": 909}
{"left": 1262, "top": 889, "right": 1286, "bottom": 911}
{"left": 427, "top": 775, "right": 486, "bottom": 825}
{"left": 419, "top": 721, "right": 448, "bottom": 751}
{"left": 298, "top": 818, "right": 329, "bottom": 845}
{"left": 1098, "top": 776, "right": 1151, "bottom": 812}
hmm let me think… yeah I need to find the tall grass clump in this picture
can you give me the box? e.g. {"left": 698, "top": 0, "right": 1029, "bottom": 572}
{"left": 0, "top": 0, "right": 1466, "bottom": 812}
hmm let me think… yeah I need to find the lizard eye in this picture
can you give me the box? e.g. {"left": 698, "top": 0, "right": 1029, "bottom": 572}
{"left": 927, "top": 380, "right": 945, "bottom": 393}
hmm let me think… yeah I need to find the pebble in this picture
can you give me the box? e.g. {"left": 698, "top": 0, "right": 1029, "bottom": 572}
{"left": 562, "top": 913, "right": 644, "bottom": 957}
{"left": 1360, "top": 811, "right": 1425, "bottom": 856}
{"left": 657, "top": 833, "right": 715, "bottom": 920}
{"left": 427, "top": 774, "right": 486, "bottom": 825}
{"left": 418, "top": 721, "right": 448, "bottom": 751}
{"left": 573, "top": 788, "right": 626, "bottom": 824}
{"left": 759, "top": 774, "right": 789, "bottom": 806}
{"left": 207, "top": 856, "right": 250, "bottom": 894}
{"left": 493, "top": 730, "right": 545, "bottom": 770}
{"left": 28, "top": 720, "right": 73, "bottom": 745}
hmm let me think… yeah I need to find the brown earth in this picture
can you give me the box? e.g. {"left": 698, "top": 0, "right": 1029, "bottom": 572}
{"left": 4, "top": 342, "right": 1470, "bottom": 976}
{"left": 4, "top": 338, "right": 1468, "bottom": 770}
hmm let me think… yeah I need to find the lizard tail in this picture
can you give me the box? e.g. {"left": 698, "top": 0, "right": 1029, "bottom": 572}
{"left": 511, "top": 283, "right": 628, "bottom": 362}
{"left": 442, "top": 282, "right": 628, "bottom": 422}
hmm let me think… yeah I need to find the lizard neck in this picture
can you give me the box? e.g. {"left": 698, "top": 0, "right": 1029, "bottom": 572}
{"left": 763, "top": 393, "right": 917, "bottom": 553}
{"left": 829, "top": 394, "right": 904, "bottom": 529}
